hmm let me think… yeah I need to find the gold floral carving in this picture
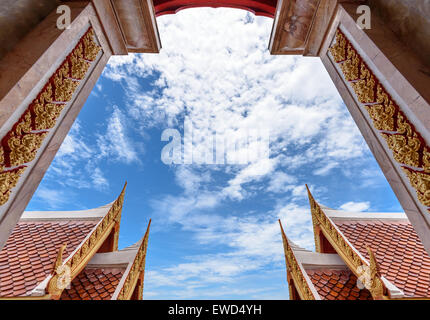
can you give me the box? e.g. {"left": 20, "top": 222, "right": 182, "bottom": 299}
{"left": 0, "top": 27, "right": 101, "bottom": 207}
{"left": 402, "top": 168, "right": 430, "bottom": 206}
{"left": 382, "top": 134, "right": 421, "bottom": 168}
{"left": 47, "top": 184, "right": 125, "bottom": 298}
{"left": 329, "top": 29, "right": 347, "bottom": 62}
{"left": 117, "top": 220, "right": 151, "bottom": 300}
{"left": 279, "top": 220, "right": 315, "bottom": 300}
{"left": 8, "top": 133, "right": 47, "bottom": 167}
{"left": 83, "top": 29, "right": 101, "bottom": 61}
{"left": 340, "top": 43, "right": 360, "bottom": 81}
{"left": 329, "top": 28, "right": 430, "bottom": 209}
{"left": 422, "top": 148, "right": 430, "bottom": 172}
{"left": 53, "top": 62, "right": 79, "bottom": 102}
{"left": 351, "top": 63, "right": 376, "bottom": 104}
{"left": 0, "top": 168, "right": 25, "bottom": 205}
{"left": 306, "top": 187, "right": 387, "bottom": 299}
{"left": 70, "top": 43, "right": 90, "bottom": 80}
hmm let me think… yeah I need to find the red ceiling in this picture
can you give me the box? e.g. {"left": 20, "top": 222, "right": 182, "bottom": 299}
{"left": 153, "top": 0, "right": 277, "bottom": 18}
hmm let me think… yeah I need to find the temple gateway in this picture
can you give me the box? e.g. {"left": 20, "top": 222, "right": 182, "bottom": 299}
{"left": 0, "top": 0, "right": 429, "bottom": 299}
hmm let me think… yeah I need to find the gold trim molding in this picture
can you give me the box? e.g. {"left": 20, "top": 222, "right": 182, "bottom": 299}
{"left": 279, "top": 220, "right": 316, "bottom": 300}
{"left": 117, "top": 220, "right": 151, "bottom": 300}
{"left": 0, "top": 27, "right": 101, "bottom": 206}
{"left": 329, "top": 28, "right": 430, "bottom": 211}
{"left": 47, "top": 183, "right": 126, "bottom": 299}
{"left": 306, "top": 186, "right": 387, "bottom": 299}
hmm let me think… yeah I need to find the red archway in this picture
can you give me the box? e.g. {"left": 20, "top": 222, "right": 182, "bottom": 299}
{"left": 153, "top": 0, "right": 277, "bottom": 18}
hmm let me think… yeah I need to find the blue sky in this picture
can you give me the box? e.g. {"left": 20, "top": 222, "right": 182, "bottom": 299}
{"left": 26, "top": 8, "right": 401, "bottom": 299}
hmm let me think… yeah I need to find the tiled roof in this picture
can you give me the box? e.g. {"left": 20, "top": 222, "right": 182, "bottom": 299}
{"left": 334, "top": 219, "right": 430, "bottom": 298}
{"left": 60, "top": 267, "right": 124, "bottom": 300}
{"left": 307, "top": 269, "right": 373, "bottom": 300}
{"left": 0, "top": 220, "right": 97, "bottom": 297}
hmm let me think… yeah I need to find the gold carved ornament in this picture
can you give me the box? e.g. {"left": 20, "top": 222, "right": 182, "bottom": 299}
{"left": 311, "top": 213, "right": 321, "bottom": 253}
{"left": 0, "top": 27, "right": 101, "bottom": 206}
{"left": 47, "top": 243, "right": 68, "bottom": 298}
{"left": 117, "top": 220, "right": 151, "bottom": 300}
{"left": 47, "top": 184, "right": 126, "bottom": 299}
{"left": 278, "top": 220, "right": 316, "bottom": 300}
{"left": 306, "top": 187, "right": 387, "bottom": 299}
{"left": 366, "top": 247, "right": 385, "bottom": 299}
{"left": 329, "top": 28, "right": 430, "bottom": 211}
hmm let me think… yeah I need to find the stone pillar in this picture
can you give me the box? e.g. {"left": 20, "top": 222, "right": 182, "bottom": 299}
{"left": 319, "top": 3, "right": 430, "bottom": 254}
{"left": 0, "top": 2, "right": 113, "bottom": 249}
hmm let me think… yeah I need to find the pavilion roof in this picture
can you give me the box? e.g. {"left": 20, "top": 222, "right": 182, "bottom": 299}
{"left": 60, "top": 267, "right": 124, "bottom": 300}
{"left": 306, "top": 269, "right": 372, "bottom": 300}
{"left": 60, "top": 222, "right": 151, "bottom": 301}
{"left": 0, "top": 184, "right": 127, "bottom": 299}
{"left": 325, "top": 209, "right": 430, "bottom": 298}
{"left": 279, "top": 220, "right": 373, "bottom": 300}
{"left": 0, "top": 206, "right": 107, "bottom": 297}
{"left": 307, "top": 186, "right": 430, "bottom": 299}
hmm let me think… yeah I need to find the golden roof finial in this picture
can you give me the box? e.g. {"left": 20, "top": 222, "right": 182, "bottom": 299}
{"left": 305, "top": 184, "right": 316, "bottom": 209}
{"left": 366, "top": 246, "right": 386, "bottom": 299}
{"left": 144, "top": 219, "right": 152, "bottom": 239}
{"left": 366, "top": 246, "right": 382, "bottom": 279}
{"left": 118, "top": 181, "right": 127, "bottom": 204}
{"left": 51, "top": 243, "right": 67, "bottom": 274}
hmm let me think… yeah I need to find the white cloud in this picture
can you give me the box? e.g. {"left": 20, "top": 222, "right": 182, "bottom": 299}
{"left": 267, "top": 171, "right": 296, "bottom": 193}
{"left": 175, "top": 166, "right": 211, "bottom": 194}
{"left": 31, "top": 8, "right": 383, "bottom": 298}
{"left": 223, "top": 158, "right": 278, "bottom": 200}
{"left": 339, "top": 201, "right": 371, "bottom": 212}
{"left": 32, "top": 187, "right": 72, "bottom": 209}
{"left": 109, "top": 8, "right": 375, "bottom": 299}
{"left": 96, "top": 106, "right": 138, "bottom": 163}
{"left": 313, "top": 162, "right": 339, "bottom": 176}
{"left": 90, "top": 167, "right": 109, "bottom": 190}
{"left": 104, "top": 8, "right": 370, "bottom": 207}
{"left": 41, "top": 108, "right": 134, "bottom": 197}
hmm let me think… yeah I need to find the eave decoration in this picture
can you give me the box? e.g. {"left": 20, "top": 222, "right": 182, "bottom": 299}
{"left": 279, "top": 220, "right": 316, "bottom": 300}
{"left": 306, "top": 186, "right": 388, "bottom": 299}
{"left": 47, "top": 183, "right": 126, "bottom": 299}
{"left": 329, "top": 28, "right": 430, "bottom": 212}
{"left": 0, "top": 27, "right": 101, "bottom": 206}
{"left": 117, "top": 220, "right": 151, "bottom": 300}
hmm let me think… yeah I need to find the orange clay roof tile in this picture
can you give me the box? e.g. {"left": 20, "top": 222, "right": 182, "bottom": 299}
{"left": 0, "top": 220, "right": 97, "bottom": 297}
{"left": 60, "top": 268, "right": 124, "bottom": 300}
{"left": 333, "top": 219, "right": 430, "bottom": 298}
{"left": 307, "top": 269, "right": 373, "bottom": 300}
